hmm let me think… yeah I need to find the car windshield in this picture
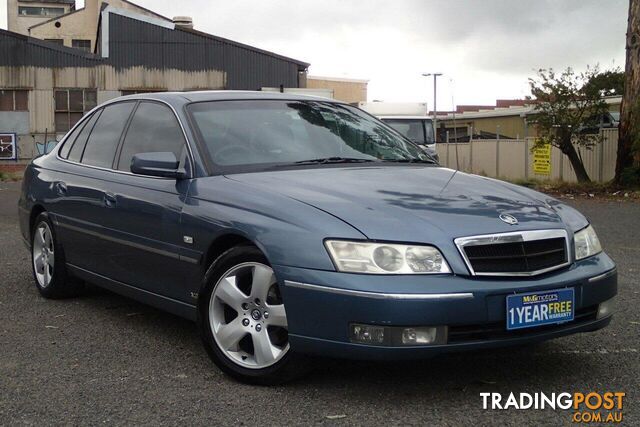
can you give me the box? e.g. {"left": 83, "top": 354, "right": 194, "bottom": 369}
{"left": 382, "top": 119, "right": 435, "bottom": 145}
{"left": 187, "top": 100, "right": 433, "bottom": 170}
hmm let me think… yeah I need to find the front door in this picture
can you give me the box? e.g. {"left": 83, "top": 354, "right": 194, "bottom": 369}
{"left": 97, "top": 101, "right": 196, "bottom": 304}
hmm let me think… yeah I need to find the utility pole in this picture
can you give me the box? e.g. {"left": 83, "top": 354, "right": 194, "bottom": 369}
{"left": 423, "top": 73, "right": 443, "bottom": 142}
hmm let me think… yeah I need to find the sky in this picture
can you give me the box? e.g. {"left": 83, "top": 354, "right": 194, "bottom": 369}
{"left": 0, "top": 0, "right": 628, "bottom": 110}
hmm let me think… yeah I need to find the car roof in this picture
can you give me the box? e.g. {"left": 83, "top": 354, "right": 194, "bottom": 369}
{"left": 116, "top": 90, "right": 345, "bottom": 105}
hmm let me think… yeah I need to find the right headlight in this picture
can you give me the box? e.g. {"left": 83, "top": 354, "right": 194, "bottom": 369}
{"left": 324, "top": 240, "right": 451, "bottom": 274}
{"left": 574, "top": 225, "right": 602, "bottom": 260}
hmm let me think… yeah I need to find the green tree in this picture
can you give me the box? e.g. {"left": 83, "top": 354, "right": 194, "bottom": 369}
{"left": 584, "top": 69, "right": 625, "bottom": 97}
{"left": 529, "top": 66, "right": 611, "bottom": 182}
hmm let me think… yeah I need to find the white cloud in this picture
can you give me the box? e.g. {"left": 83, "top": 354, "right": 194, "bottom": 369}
{"left": 0, "top": 0, "right": 627, "bottom": 107}
{"left": 134, "top": 0, "right": 627, "bottom": 107}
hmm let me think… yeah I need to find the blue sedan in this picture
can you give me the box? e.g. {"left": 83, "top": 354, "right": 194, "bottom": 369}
{"left": 18, "top": 91, "right": 617, "bottom": 384}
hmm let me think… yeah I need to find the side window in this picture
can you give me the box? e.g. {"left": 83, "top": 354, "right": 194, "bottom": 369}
{"left": 81, "top": 102, "right": 135, "bottom": 168}
{"left": 58, "top": 118, "right": 88, "bottom": 159}
{"left": 67, "top": 110, "right": 102, "bottom": 163}
{"left": 117, "top": 102, "right": 186, "bottom": 172}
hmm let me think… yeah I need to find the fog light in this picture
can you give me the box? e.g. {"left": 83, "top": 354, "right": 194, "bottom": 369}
{"left": 350, "top": 324, "right": 385, "bottom": 345}
{"left": 401, "top": 327, "right": 437, "bottom": 345}
{"left": 597, "top": 298, "right": 615, "bottom": 319}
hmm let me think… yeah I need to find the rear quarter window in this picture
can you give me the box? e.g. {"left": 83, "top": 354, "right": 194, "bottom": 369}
{"left": 58, "top": 119, "right": 87, "bottom": 159}
{"left": 66, "top": 110, "right": 102, "bottom": 163}
{"left": 81, "top": 102, "right": 135, "bottom": 169}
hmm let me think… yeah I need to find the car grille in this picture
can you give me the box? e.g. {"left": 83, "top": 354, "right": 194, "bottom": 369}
{"left": 464, "top": 237, "right": 567, "bottom": 274}
{"left": 448, "top": 305, "right": 598, "bottom": 343}
{"left": 455, "top": 230, "right": 569, "bottom": 276}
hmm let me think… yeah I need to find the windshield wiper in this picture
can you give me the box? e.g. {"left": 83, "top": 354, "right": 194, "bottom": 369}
{"left": 382, "top": 158, "right": 437, "bottom": 164}
{"left": 292, "top": 157, "right": 377, "bottom": 165}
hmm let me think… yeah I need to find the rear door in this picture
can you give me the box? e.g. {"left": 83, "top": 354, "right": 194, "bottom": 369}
{"left": 97, "top": 101, "right": 195, "bottom": 303}
{"left": 54, "top": 102, "right": 137, "bottom": 276}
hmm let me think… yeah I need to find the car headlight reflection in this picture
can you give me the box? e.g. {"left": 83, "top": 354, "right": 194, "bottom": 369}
{"left": 325, "top": 240, "right": 451, "bottom": 274}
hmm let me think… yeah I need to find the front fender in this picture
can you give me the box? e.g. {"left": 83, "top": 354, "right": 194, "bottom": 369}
{"left": 181, "top": 177, "right": 365, "bottom": 271}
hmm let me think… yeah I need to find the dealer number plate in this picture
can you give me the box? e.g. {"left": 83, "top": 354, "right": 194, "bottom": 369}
{"left": 506, "top": 288, "right": 574, "bottom": 330}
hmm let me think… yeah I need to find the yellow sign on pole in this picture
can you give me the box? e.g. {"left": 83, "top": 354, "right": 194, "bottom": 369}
{"left": 532, "top": 143, "right": 552, "bottom": 175}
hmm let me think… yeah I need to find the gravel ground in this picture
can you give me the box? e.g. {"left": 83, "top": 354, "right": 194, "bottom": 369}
{"left": 0, "top": 180, "right": 638, "bottom": 425}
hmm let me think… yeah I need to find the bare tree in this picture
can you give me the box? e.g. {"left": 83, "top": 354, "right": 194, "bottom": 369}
{"left": 615, "top": 0, "right": 640, "bottom": 185}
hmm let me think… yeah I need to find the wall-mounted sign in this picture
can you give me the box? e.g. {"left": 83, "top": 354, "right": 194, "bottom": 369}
{"left": 532, "top": 143, "right": 551, "bottom": 175}
{"left": 0, "top": 133, "right": 17, "bottom": 160}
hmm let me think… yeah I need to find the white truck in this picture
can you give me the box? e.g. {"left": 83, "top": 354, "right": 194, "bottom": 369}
{"left": 358, "top": 102, "right": 438, "bottom": 161}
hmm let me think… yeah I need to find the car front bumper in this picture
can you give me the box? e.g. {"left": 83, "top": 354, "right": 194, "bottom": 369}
{"left": 274, "top": 253, "right": 617, "bottom": 360}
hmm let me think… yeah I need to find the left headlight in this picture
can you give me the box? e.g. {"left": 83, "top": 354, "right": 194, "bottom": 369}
{"left": 325, "top": 240, "right": 451, "bottom": 274}
{"left": 574, "top": 225, "right": 602, "bottom": 260}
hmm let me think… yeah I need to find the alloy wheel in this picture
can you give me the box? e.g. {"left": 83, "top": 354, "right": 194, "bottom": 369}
{"left": 33, "top": 222, "right": 55, "bottom": 288}
{"left": 209, "top": 262, "right": 289, "bottom": 369}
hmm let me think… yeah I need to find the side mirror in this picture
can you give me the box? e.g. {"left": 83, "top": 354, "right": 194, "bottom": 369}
{"left": 131, "top": 152, "right": 184, "bottom": 179}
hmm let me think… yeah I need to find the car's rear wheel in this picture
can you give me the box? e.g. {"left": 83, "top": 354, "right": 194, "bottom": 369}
{"left": 199, "top": 245, "right": 308, "bottom": 384}
{"left": 31, "top": 212, "right": 83, "bottom": 299}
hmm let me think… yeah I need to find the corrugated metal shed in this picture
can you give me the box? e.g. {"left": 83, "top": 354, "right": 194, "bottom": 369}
{"left": 0, "top": 10, "right": 309, "bottom": 90}
{"left": 105, "top": 13, "right": 308, "bottom": 89}
{"left": 0, "top": 29, "right": 102, "bottom": 68}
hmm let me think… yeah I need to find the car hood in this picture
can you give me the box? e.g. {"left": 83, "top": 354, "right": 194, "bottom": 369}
{"left": 226, "top": 166, "right": 586, "bottom": 243}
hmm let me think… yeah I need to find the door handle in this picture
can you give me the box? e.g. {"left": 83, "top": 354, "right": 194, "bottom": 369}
{"left": 54, "top": 181, "right": 67, "bottom": 196}
{"left": 104, "top": 192, "right": 117, "bottom": 208}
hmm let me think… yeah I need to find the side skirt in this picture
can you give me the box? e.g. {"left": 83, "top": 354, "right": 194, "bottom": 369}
{"left": 67, "top": 264, "right": 197, "bottom": 321}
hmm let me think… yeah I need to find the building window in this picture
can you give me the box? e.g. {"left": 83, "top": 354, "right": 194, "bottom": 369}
{"left": 0, "top": 90, "right": 28, "bottom": 111}
{"left": 54, "top": 89, "right": 97, "bottom": 132}
{"left": 72, "top": 39, "right": 91, "bottom": 52}
{"left": 18, "top": 6, "right": 65, "bottom": 17}
{"left": 45, "top": 39, "right": 64, "bottom": 45}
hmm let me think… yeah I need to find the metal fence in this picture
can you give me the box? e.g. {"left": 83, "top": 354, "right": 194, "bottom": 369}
{"left": 436, "top": 128, "right": 619, "bottom": 183}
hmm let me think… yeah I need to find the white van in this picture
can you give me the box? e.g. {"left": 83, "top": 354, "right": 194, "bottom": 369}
{"left": 379, "top": 116, "right": 438, "bottom": 162}
{"left": 378, "top": 116, "right": 435, "bottom": 148}
{"left": 358, "top": 103, "right": 438, "bottom": 161}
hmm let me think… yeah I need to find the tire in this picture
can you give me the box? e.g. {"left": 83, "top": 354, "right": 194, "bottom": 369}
{"left": 31, "top": 212, "right": 84, "bottom": 299}
{"left": 198, "top": 245, "right": 309, "bottom": 385}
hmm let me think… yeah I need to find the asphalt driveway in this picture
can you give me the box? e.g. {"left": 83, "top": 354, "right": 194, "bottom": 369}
{"left": 0, "top": 180, "right": 637, "bottom": 425}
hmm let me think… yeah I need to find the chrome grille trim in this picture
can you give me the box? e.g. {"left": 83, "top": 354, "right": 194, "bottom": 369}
{"left": 454, "top": 229, "right": 571, "bottom": 277}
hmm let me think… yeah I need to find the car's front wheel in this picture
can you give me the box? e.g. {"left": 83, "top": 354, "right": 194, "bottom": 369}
{"left": 199, "top": 245, "right": 307, "bottom": 384}
{"left": 31, "top": 212, "right": 83, "bottom": 299}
